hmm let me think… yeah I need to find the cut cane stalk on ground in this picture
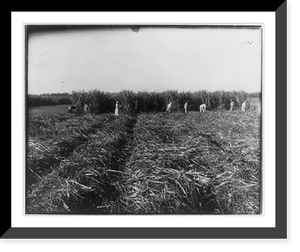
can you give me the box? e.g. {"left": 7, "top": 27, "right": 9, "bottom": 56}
{"left": 27, "top": 109, "right": 261, "bottom": 214}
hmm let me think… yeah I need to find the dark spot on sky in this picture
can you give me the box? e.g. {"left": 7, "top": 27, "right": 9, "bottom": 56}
{"left": 242, "top": 40, "right": 253, "bottom": 45}
{"left": 131, "top": 26, "right": 140, "bottom": 33}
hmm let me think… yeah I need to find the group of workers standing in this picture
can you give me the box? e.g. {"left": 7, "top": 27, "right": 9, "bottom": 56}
{"left": 168, "top": 99, "right": 248, "bottom": 114}
{"left": 70, "top": 99, "right": 249, "bottom": 116}
{"left": 166, "top": 101, "right": 206, "bottom": 114}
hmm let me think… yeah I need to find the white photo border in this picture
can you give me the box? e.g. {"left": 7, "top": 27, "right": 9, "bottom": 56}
{"left": 7, "top": 5, "right": 286, "bottom": 238}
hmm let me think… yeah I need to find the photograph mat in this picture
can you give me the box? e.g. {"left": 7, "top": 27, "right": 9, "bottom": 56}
{"left": 11, "top": 11, "right": 275, "bottom": 228}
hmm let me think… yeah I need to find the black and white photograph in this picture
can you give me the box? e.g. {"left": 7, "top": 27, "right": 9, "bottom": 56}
{"left": 26, "top": 24, "right": 262, "bottom": 215}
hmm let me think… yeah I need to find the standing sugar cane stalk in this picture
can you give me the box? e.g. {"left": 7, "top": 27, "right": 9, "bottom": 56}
{"left": 133, "top": 100, "right": 138, "bottom": 115}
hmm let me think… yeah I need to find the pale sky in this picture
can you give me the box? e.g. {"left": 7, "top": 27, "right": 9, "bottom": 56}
{"left": 27, "top": 25, "right": 262, "bottom": 94}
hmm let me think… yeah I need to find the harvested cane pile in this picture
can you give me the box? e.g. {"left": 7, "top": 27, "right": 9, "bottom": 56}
{"left": 121, "top": 111, "right": 261, "bottom": 214}
{"left": 27, "top": 113, "right": 134, "bottom": 213}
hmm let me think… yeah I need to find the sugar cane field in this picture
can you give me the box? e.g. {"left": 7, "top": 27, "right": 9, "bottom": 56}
{"left": 26, "top": 93, "right": 261, "bottom": 214}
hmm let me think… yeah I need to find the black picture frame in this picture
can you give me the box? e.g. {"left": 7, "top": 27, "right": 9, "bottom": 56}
{"left": 5, "top": 2, "right": 287, "bottom": 239}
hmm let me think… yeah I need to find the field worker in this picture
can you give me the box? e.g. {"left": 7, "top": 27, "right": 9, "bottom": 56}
{"left": 84, "top": 102, "right": 89, "bottom": 113}
{"left": 199, "top": 103, "right": 206, "bottom": 113}
{"left": 229, "top": 99, "right": 234, "bottom": 112}
{"left": 184, "top": 101, "right": 188, "bottom": 114}
{"left": 134, "top": 100, "right": 138, "bottom": 114}
{"left": 241, "top": 101, "right": 247, "bottom": 113}
{"left": 115, "top": 101, "right": 119, "bottom": 116}
{"left": 166, "top": 102, "right": 172, "bottom": 113}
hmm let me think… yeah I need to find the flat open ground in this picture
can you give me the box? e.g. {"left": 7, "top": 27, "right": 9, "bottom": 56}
{"left": 28, "top": 104, "right": 70, "bottom": 119}
{"left": 26, "top": 108, "right": 261, "bottom": 214}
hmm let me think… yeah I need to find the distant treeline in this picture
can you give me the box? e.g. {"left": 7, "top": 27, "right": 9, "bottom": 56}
{"left": 27, "top": 93, "right": 72, "bottom": 107}
{"left": 71, "top": 89, "right": 261, "bottom": 114}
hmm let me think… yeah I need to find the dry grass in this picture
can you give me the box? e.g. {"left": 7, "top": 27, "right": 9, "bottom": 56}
{"left": 26, "top": 109, "right": 261, "bottom": 214}
{"left": 121, "top": 111, "right": 261, "bottom": 214}
{"left": 26, "top": 113, "right": 134, "bottom": 213}
{"left": 28, "top": 104, "right": 71, "bottom": 119}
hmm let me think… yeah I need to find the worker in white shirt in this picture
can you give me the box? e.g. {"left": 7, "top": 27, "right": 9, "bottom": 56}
{"left": 166, "top": 101, "right": 172, "bottom": 113}
{"left": 115, "top": 101, "right": 119, "bottom": 116}
{"left": 184, "top": 101, "right": 188, "bottom": 114}
{"left": 199, "top": 103, "right": 206, "bottom": 113}
{"left": 229, "top": 99, "right": 234, "bottom": 112}
{"left": 84, "top": 102, "right": 89, "bottom": 113}
{"left": 241, "top": 101, "right": 247, "bottom": 113}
